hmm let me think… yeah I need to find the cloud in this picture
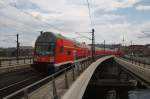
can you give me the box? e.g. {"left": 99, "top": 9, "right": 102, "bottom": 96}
{"left": 0, "top": 0, "right": 89, "bottom": 47}
{"left": 0, "top": 1, "right": 48, "bottom": 47}
{"left": 0, "top": 0, "right": 149, "bottom": 47}
{"left": 94, "top": 20, "right": 150, "bottom": 45}
{"left": 136, "top": 5, "right": 150, "bottom": 11}
{"left": 92, "top": 0, "right": 140, "bottom": 12}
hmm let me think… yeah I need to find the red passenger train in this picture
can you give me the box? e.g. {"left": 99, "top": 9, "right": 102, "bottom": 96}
{"left": 32, "top": 32, "right": 120, "bottom": 73}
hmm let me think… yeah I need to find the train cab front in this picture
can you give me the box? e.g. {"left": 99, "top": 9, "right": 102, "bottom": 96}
{"left": 32, "top": 32, "right": 56, "bottom": 73}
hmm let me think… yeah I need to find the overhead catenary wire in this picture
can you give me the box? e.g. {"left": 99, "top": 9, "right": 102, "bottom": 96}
{"left": 0, "top": 1, "right": 72, "bottom": 47}
{"left": 24, "top": 11, "right": 63, "bottom": 32}
{"left": 2, "top": 1, "right": 97, "bottom": 45}
{"left": 75, "top": 32, "right": 92, "bottom": 40}
{"left": 7, "top": 1, "right": 95, "bottom": 35}
{"left": 86, "top": 0, "right": 94, "bottom": 28}
{"left": 8, "top": 3, "right": 63, "bottom": 32}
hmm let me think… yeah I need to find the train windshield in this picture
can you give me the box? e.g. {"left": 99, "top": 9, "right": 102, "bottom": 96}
{"left": 35, "top": 42, "right": 55, "bottom": 55}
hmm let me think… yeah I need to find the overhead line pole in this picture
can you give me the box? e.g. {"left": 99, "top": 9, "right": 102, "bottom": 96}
{"left": 91, "top": 28, "right": 95, "bottom": 62}
{"left": 75, "top": 29, "right": 95, "bottom": 62}
{"left": 104, "top": 40, "right": 105, "bottom": 54}
{"left": 86, "top": 0, "right": 96, "bottom": 62}
{"left": 86, "top": 0, "right": 93, "bottom": 27}
{"left": 1, "top": 34, "right": 20, "bottom": 59}
{"left": 16, "top": 33, "right": 19, "bottom": 60}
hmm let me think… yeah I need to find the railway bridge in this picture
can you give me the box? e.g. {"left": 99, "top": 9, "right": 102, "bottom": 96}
{"left": 1, "top": 55, "right": 150, "bottom": 99}
{"left": 63, "top": 56, "right": 150, "bottom": 99}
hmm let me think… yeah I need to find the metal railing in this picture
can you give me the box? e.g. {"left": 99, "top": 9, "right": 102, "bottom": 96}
{"left": 0, "top": 57, "right": 33, "bottom": 67}
{"left": 121, "top": 56, "right": 150, "bottom": 68}
{"left": 115, "top": 57, "right": 150, "bottom": 85}
{"left": 2, "top": 57, "right": 93, "bottom": 99}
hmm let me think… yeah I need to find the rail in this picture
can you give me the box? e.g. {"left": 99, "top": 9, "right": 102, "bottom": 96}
{"left": 2, "top": 56, "right": 94, "bottom": 99}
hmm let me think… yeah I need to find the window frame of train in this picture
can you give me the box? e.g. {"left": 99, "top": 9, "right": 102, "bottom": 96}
{"left": 35, "top": 42, "right": 55, "bottom": 56}
{"left": 68, "top": 48, "right": 71, "bottom": 55}
{"left": 60, "top": 46, "right": 64, "bottom": 54}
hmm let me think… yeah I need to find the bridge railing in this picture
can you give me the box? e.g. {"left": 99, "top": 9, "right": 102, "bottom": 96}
{"left": 121, "top": 55, "right": 150, "bottom": 68}
{"left": 62, "top": 55, "right": 114, "bottom": 99}
{"left": 0, "top": 56, "right": 33, "bottom": 67}
{"left": 0, "top": 54, "right": 106, "bottom": 68}
{"left": 115, "top": 57, "right": 150, "bottom": 85}
{"left": 2, "top": 56, "right": 99, "bottom": 99}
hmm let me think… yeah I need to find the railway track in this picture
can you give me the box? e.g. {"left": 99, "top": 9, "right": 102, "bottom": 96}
{"left": 0, "top": 68, "right": 47, "bottom": 98}
{"left": 0, "top": 65, "right": 73, "bottom": 98}
{"left": 0, "top": 57, "right": 92, "bottom": 99}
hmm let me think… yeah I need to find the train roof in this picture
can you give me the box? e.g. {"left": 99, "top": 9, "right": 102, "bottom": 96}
{"left": 37, "top": 32, "right": 89, "bottom": 48}
{"left": 36, "top": 32, "right": 72, "bottom": 43}
{"left": 36, "top": 32, "right": 118, "bottom": 51}
{"left": 36, "top": 32, "right": 56, "bottom": 43}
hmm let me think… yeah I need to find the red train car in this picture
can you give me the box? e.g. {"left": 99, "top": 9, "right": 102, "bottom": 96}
{"left": 32, "top": 32, "right": 120, "bottom": 73}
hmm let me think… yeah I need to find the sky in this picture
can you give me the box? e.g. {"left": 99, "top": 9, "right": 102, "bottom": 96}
{"left": 0, "top": 0, "right": 150, "bottom": 47}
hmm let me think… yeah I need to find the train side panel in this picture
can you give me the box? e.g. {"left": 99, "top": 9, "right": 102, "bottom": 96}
{"left": 54, "top": 38, "right": 74, "bottom": 67}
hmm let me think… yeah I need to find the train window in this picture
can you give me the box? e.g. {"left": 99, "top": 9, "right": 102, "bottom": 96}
{"left": 48, "top": 43, "right": 54, "bottom": 52}
{"left": 35, "top": 42, "right": 54, "bottom": 55}
{"left": 68, "top": 48, "right": 71, "bottom": 55}
{"left": 60, "top": 46, "right": 64, "bottom": 53}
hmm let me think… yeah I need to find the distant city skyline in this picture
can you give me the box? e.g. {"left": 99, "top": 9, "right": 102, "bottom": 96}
{"left": 0, "top": 0, "right": 150, "bottom": 47}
